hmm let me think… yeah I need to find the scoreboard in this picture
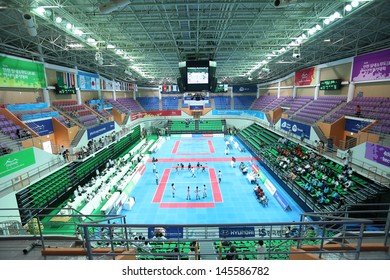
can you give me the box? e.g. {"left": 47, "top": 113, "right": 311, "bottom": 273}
{"left": 319, "top": 79, "right": 342, "bottom": 90}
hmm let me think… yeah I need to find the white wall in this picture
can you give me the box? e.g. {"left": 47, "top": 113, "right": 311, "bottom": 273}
{"left": 226, "top": 119, "right": 253, "bottom": 130}
{"left": 0, "top": 147, "right": 60, "bottom": 187}
{"left": 0, "top": 192, "right": 20, "bottom": 223}
{"left": 350, "top": 142, "right": 390, "bottom": 176}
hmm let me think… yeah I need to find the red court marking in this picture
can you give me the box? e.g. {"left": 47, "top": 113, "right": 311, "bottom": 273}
{"left": 176, "top": 152, "right": 210, "bottom": 156}
{"left": 138, "top": 164, "right": 146, "bottom": 175}
{"left": 208, "top": 140, "right": 215, "bottom": 153}
{"left": 160, "top": 202, "right": 215, "bottom": 208}
{"left": 172, "top": 140, "right": 180, "bottom": 154}
{"left": 171, "top": 165, "right": 209, "bottom": 168}
{"left": 150, "top": 157, "right": 252, "bottom": 163}
{"left": 203, "top": 134, "right": 214, "bottom": 137}
{"left": 152, "top": 169, "right": 171, "bottom": 203}
{"left": 209, "top": 168, "right": 223, "bottom": 202}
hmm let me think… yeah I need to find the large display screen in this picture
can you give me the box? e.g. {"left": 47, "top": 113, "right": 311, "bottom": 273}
{"left": 187, "top": 67, "right": 209, "bottom": 84}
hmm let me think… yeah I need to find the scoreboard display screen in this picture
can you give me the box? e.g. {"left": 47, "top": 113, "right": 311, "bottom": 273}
{"left": 55, "top": 84, "right": 76, "bottom": 94}
{"left": 319, "top": 79, "right": 342, "bottom": 90}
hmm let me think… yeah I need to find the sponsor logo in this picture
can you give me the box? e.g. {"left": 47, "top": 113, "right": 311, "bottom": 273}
{"left": 292, "top": 124, "right": 298, "bottom": 132}
{"left": 4, "top": 158, "right": 19, "bottom": 169}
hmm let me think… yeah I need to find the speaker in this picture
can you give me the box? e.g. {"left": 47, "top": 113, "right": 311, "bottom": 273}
{"left": 177, "top": 77, "right": 186, "bottom": 93}
{"left": 23, "top": 13, "right": 37, "bottom": 37}
{"left": 209, "top": 78, "right": 218, "bottom": 92}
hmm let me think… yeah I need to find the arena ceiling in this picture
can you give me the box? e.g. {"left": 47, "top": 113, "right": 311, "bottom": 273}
{"left": 0, "top": 0, "right": 389, "bottom": 87}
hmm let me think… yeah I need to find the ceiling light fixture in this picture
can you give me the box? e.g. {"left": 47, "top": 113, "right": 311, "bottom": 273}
{"left": 351, "top": 0, "right": 359, "bottom": 8}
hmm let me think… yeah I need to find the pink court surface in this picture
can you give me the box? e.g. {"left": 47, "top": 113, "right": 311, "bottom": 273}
{"left": 120, "top": 135, "right": 305, "bottom": 225}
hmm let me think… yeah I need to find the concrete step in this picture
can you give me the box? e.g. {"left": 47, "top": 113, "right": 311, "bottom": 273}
{"left": 198, "top": 241, "right": 218, "bottom": 260}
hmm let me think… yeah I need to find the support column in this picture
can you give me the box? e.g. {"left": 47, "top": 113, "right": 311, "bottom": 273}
{"left": 113, "top": 80, "right": 117, "bottom": 101}
{"left": 277, "top": 81, "right": 281, "bottom": 98}
{"left": 293, "top": 86, "right": 297, "bottom": 98}
{"left": 42, "top": 88, "right": 50, "bottom": 105}
{"left": 76, "top": 89, "right": 82, "bottom": 105}
{"left": 75, "top": 66, "right": 82, "bottom": 105}
{"left": 347, "top": 82, "right": 355, "bottom": 102}
{"left": 314, "top": 85, "right": 319, "bottom": 100}
{"left": 315, "top": 66, "right": 321, "bottom": 100}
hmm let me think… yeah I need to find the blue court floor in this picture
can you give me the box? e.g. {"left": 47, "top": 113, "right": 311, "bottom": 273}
{"left": 120, "top": 135, "right": 305, "bottom": 225}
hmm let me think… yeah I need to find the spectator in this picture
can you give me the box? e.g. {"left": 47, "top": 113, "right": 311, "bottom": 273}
{"left": 226, "top": 245, "right": 238, "bottom": 260}
{"left": 355, "top": 105, "right": 361, "bottom": 117}
{"left": 255, "top": 240, "right": 266, "bottom": 260}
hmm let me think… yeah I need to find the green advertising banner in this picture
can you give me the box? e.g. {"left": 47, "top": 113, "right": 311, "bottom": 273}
{"left": 0, "top": 55, "right": 46, "bottom": 88}
{"left": 257, "top": 169, "right": 267, "bottom": 183}
{"left": 0, "top": 148, "right": 36, "bottom": 178}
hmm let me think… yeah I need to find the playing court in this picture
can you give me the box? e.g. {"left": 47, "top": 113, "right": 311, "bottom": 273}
{"left": 120, "top": 135, "right": 305, "bottom": 224}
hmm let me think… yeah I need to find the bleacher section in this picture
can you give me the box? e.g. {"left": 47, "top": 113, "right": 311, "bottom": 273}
{"left": 87, "top": 99, "right": 113, "bottom": 118}
{"left": 233, "top": 95, "right": 256, "bottom": 110}
{"left": 324, "top": 97, "right": 390, "bottom": 134}
{"left": 106, "top": 98, "right": 130, "bottom": 114}
{"left": 169, "top": 120, "right": 196, "bottom": 133}
{"left": 250, "top": 96, "right": 277, "bottom": 111}
{"left": 285, "top": 96, "right": 313, "bottom": 116}
{"left": 52, "top": 100, "right": 100, "bottom": 127}
{"left": 116, "top": 98, "right": 143, "bottom": 113}
{"left": 262, "top": 96, "right": 289, "bottom": 111}
{"left": 0, "top": 114, "right": 22, "bottom": 140}
{"left": 162, "top": 96, "right": 179, "bottom": 110}
{"left": 168, "top": 120, "right": 224, "bottom": 134}
{"left": 197, "top": 120, "right": 223, "bottom": 133}
{"left": 16, "top": 167, "right": 71, "bottom": 224}
{"left": 237, "top": 123, "right": 388, "bottom": 212}
{"left": 291, "top": 96, "right": 346, "bottom": 124}
{"left": 15, "top": 126, "right": 142, "bottom": 224}
{"left": 137, "top": 97, "right": 159, "bottom": 111}
{"left": 213, "top": 96, "right": 231, "bottom": 110}
{"left": 6, "top": 103, "right": 59, "bottom": 122}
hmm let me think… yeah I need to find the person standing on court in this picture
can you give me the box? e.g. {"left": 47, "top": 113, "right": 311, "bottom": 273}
{"left": 203, "top": 184, "right": 207, "bottom": 199}
{"left": 153, "top": 162, "right": 156, "bottom": 173}
{"left": 195, "top": 186, "right": 200, "bottom": 200}
{"left": 186, "top": 186, "right": 191, "bottom": 200}
{"left": 218, "top": 170, "right": 222, "bottom": 183}
{"left": 171, "top": 183, "right": 176, "bottom": 198}
{"left": 155, "top": 172, "right": 159, "bottom": 185}
{"left": 191, "top": 166, "right": 196, "bottom": 178}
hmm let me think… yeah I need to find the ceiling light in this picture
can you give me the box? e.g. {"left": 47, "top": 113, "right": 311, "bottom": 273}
{"left": 87, "top": 37, "right": 96, "bottom": 43}
{"left": 334, "top": 11, "right": 342, "bottom": 19}
{"left": 55, "top": 16, "right": 62, "bottom": 23}
{"left": 67, "top": 43, "right": 84, "bottom": 48}
{"left": 73, "top": 29, "right": 83, "bottom": 36}
{"left": 324, "top": 18, "right": 330, "bottom": 25}
{"left": 107, "top": 44, "right": 116, "bottom": 49}
{"left": 351, "top": 0, "right": 359, "bottom": 8}
{"left": 34, "top": 7, "right": 46, "bottom": 16}
{"left": 315, "top": 24, "right": 322, "bottom": 30}
{"left": 66, "top": 23, "right": 73, "bottom": 29}
{"left": 345, "top": 4, "right": 352, "bottom": 12}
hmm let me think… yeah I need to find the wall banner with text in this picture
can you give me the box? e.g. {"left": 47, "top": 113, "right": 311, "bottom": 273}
{"left": 294, "top": 66, "right": 317, "bottom": 86}
{"left": 0, "top": 55, "right": 46, "bottom": 88}
{"left": 352, "top": 48, "right": 390, "bottom": 82}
